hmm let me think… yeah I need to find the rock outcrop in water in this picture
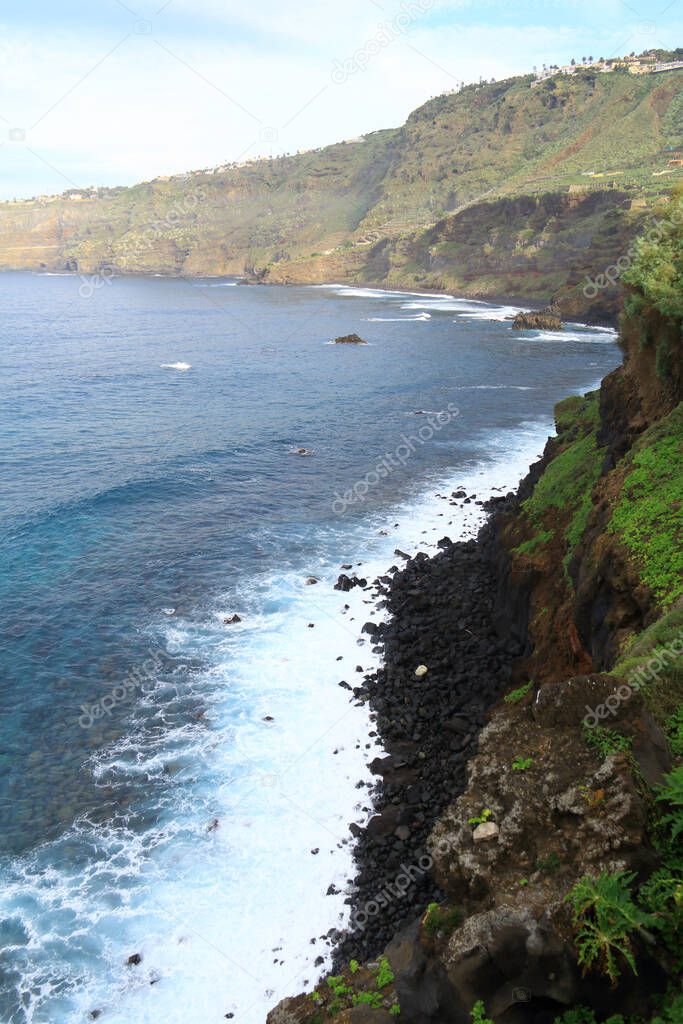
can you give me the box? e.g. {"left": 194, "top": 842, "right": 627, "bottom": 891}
{"left": 267, "top": 197, "right": 683, "bottom": 1024}
{"left": 333, "top": 334, "right": 368, "bottom": 345}
{"left": 511, "top": 303, "right": 563, "bottom": 331}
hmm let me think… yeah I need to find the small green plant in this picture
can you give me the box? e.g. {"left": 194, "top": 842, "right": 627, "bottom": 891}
{"left": 471, "top": 1000, "right": 494, "bottom": 1024}
{"left": 423, "top": 901, "right": 462, "bottom": 938}
{"left": 375, "top": 955, "right": 394, "bottom": 989}
{"left": 512, "top": 756, "right": 534, "bottom": 771}
{"left": 650, "top": 990, "right": 683, "bottom": 1024}
{"left": 327, "top": 975, "right": 349, "bottom": 996}
{"left": 656, "top": 765, "right": 683, "bottom": 844}
{"left": 536, "top": 852, "right": 561, "bottom": 874}
{"left": 326, "top": 973, "right": 351, "bottom": 1012}
{"left": 666, "top": 705, "right": 683, "bottom": 758}
{"left": 639, "top": 867, "right": 683, "bottom": 964}
{"left": 310, "top": 990, "right": 322, "bottom": 1005}
{"left": 352, "top": 991, "right": 383, "bottom": 1008}
{"left": 349, "top": 959, "right": 360, "bottom": 975}
{"left": 468, "top": 808, "right": 493, "bottom": 826}
{"left": 389, "top": 1005, "right": 401, "bottom": 1017}
{"left": 553, "top": 1009, "right": 597, "bottom": 1024}
{"left": 565, "top": 871, "right": 652, "bottom": 984}
{"left": 504, "top": 681, "right": 533, "bottom": 704}
{"left": 553, "top": 1008, "right": 625, "bottom": 1024}
{"left": 518, "top": 877, "right": 529, "bottom": 887}
{"left": 583, "top": 725, "right": 633, "bottom": 758}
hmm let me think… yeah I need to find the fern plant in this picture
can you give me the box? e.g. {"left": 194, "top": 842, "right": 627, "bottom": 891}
{"left": 565, "top": 871, "right": 653, "bottom": 984}
{"left": 655, "top": 765, "right": 683, "bottom": 844}
{"left": 639, "top": 867, "right": 683, "bottom": 966}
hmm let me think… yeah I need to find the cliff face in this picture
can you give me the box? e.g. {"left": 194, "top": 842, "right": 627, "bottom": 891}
{"left": 267, "top": 199, "right": 682, "bottom": 1024}
{"left": 1, "top": 68, "right": 681, "bottom": 323}
{"left": 266, "top": 190, "right": 644, "bottom": 324}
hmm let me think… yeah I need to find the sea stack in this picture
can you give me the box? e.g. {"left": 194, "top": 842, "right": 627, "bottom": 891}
{"left": 512, "top": 303, "right": 563, "bottom": 330}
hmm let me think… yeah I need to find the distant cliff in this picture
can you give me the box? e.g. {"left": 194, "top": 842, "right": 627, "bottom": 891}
{"left": 1, "top": 68, "right": 682, "bottom": 322}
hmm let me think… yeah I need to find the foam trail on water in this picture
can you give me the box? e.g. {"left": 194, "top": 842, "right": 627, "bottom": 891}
{"left": 0, "top": 414, "right": 556, "bottom": 1024}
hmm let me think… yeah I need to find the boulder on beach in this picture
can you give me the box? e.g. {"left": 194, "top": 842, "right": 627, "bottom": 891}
{"left": 511, "top": 303, "right": 563, "bottom": 331}
{"left": 331, "top": 333, "right": 368, "bottom": 345}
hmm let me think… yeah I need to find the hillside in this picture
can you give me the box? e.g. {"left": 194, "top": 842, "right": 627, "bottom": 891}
{"left": 1, "top": 67, "right": 682, "bottom": 321}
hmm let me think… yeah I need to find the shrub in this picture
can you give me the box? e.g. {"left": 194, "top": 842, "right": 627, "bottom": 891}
{"left": 583, "top": 725, "right": 632, "bottom": 758}
{"left": 375, "top": 955, "right": 394, "bottom": 989}
{"left": 352, "top": 991, "right": 383, "bottom": 1008}
{"left": 639, "top": 867, "right": 683, "bottom": 965}
{"left": 471, "top": 1001, "right": 494, "bottom": 1024}
{"left": 656, "top": 765, "right": 683, "bottom": 844}
{"left": 565, "top": 871, "right": 652, "bottom": 984}
{"left": 622, "top": 191, "right": 683, "bottom": 323}
{"left": 423, "top": 902, "right": 463, "bottom": 938}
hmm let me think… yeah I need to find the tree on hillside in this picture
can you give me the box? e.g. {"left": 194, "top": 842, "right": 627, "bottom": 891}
{"left": 622, "top": 188, "right": 683, "bottom": 378}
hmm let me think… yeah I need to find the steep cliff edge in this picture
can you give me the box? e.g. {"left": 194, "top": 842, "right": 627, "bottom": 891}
{"left": 266, "top": 197, "right": 682, "bottom": 1024}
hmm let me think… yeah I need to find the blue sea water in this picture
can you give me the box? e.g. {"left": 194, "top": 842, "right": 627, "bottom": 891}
{"left": 0, "top": 273, "right": 621, "bottom": 1023}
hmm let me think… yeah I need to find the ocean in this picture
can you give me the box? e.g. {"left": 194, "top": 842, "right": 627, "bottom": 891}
{"left": 0, "top": 272, "right": 621, "bottom": 1023}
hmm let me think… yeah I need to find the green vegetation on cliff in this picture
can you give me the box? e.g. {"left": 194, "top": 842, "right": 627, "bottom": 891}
{"left": 514, "top": 392, "right": 603, "bottom": 574}
{"left": 609, "top": 405, "right": 683, "bottom": 607}
{"left": 623, "top": 188, "right": 683, "bottom": 378}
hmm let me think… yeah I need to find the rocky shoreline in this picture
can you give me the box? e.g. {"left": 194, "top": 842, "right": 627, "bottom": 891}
{"left": 330, "top": 491, "right": 525, "bottom": 967}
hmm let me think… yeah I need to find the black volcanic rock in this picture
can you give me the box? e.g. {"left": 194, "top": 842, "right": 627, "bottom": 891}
{"left": 332, "top": 333, "right": 368, "bottom": 345}
{"left": 512, "top": 303, "right": 563, "bottom": 330}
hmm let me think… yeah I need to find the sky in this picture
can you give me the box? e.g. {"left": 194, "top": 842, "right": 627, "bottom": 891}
{"left": 0, "top": 0, "right": 681, "bottom": 199}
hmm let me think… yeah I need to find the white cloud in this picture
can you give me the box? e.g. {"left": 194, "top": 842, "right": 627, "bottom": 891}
{"left": 0, "top": 2, "right": 679, "bottom": 198}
